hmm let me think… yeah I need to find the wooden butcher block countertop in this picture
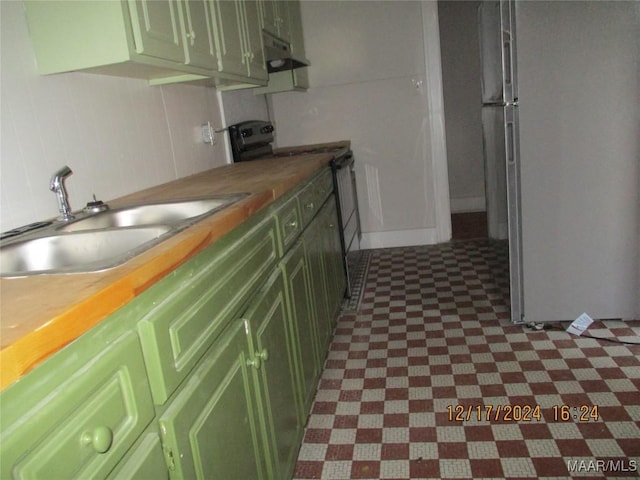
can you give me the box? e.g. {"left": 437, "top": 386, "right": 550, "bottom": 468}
{"left": 0, "top": 149, "right": 343, "bottom": 390}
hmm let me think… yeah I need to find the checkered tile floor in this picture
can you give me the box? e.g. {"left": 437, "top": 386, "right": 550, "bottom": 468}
{"left": 294, "top": 240, "right": 640, "bottom": 479}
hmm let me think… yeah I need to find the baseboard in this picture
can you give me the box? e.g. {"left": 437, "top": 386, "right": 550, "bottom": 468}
{"left": 449, "top": 196, "right": 486, "bottom": 213}
{"left": 360, "top": 228, "right": 439, "bottom": 249}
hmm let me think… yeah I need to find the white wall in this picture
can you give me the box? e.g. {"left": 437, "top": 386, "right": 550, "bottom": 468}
{"left": 270, "top": 1, "right": 448, "bottom": 248}
{"left": 438, "top": 1, "right": 485, "bottom": 213}
{"left": 518, "top": 1, "right": 640, "bottom": 321}
{"left": 0, "top": 1, "right": 228, "bottom": 232}
{"left": 220, "top": 89, "right": 270, "bottom": 126}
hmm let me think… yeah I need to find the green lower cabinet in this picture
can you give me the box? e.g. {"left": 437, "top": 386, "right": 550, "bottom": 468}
{"left": 0, "top": 330, "right": 155, "bottom": 479}
{"left": 157, "top": 318, "right": 268, "bottom": 480}
{"left": 280, "top": 238, "right": 321, "bottom": 418}
{"left": 303, "top": 216, "right": 333, "bottom": 359}
{"left": 302, "top": 196, "right": 346, "bottom": 365}
{"left": 242, "top": 269, "right": 304, "bottom": 480}
{"left": 136, "top": 214, "right": 278, "bottom": 406}
{"left": 321, "top": 198, "right": 348, "bottom": 318}
{"left": 0, "top": 167, "right": 345, "bottom": 480}
{"left": 106, "top": 428, "right": 168, "bottom": 480}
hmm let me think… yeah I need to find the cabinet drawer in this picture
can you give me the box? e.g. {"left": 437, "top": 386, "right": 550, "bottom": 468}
{"left": 298, "top": 168, "right": 333, "bottom": 227}
{"left": 0, "top": 332, "right": 154, "bottom": 480}
{"left": 137, "top": 215, "right": 278, "bottom": 405}
{"left": 274, "top": 194, "right": 302, "bottom": 256}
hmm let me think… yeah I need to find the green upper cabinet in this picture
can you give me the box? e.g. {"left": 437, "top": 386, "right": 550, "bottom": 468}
{"left": 259, "top": 0, "right": 291, "bottom": 41}
{"left": 210, "top": 0, "right": 267, "bottom": 82}
{"left": 253, "top": 0, "right": 309, "bottom": 94}
{"left": 23, "top": 0, "right": 269, "bottom": 86}
{"left": 24, "top": 0, "right": 196, "bottom": 82}
{"left": 127, "top": 0, "right": 185, "bottom": 62}
{"left": 178, "top": 0, "right": 218, "bottom": 68}
{"left": 287, "top": 0, "right": 309, "bottom": 89}
{"left": 243, "top": 1, "right": 269, "bottom": 81}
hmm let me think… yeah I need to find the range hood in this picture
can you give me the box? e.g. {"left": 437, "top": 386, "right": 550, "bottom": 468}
{"left": 263, "top": 31, "right": 310, "bottom": 73}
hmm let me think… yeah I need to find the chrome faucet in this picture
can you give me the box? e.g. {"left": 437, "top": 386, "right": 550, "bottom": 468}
{"left": 50, "top": 165, "right": 75, "bottom": 221}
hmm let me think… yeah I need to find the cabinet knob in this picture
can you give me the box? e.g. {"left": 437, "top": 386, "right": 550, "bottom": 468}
{"left": 186, "top": 30, "right": 196, "bottom": 45}
{"left": 286, "top": 220, "right": 298, "bottom": 229}
{"left": 257, "top": 348, "right": 269, "bottom": 361}
{"left": 81, "top": 426, "right": 113, "bottom": 454}
{"left": 305, "top": 202, "right": 314, "bottom": 210}
{"left": 247, "top": 349, "right": 269, "bottom": 369}
{"left": 247, "top": 356, "right": 261, "bottom": 370}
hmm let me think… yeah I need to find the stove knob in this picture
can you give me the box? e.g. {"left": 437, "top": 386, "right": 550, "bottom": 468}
{"left": 260, "top": 125, "right": 274, "bottom": 134}
{"left": 241, "top": 128, "right": 253, "bottom": 138}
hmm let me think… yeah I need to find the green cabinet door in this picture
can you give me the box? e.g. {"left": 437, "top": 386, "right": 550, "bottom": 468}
{"left": 158, "top": 319, "right": 268, "bottom": 480}
{"left": 302, "top": 195, "right": 346, "bottom": 364}
{"left": 127, "top": 0, "right": 185, "bottom": 62}
{"left": 210, "top": 0, "right": 267, "bottom": 80}
{"left": 303, "top": 218, "right": 333, "bottom": 360}
{"left": 137, "top": 215, "right": 277, "bottom": 405}
{"left": 280, "top": 239, "right": 321, "bottom": 417}
{"left": 210, "top": 0, "right": 248, "bottom": 77}
{"left": 243, "top": 0, "right": 269, "bottom": 81}
{"left": 180, "top": 0, "right": 217, "bottom": 68}
{"left": 322, "top": 197, "right": 347, "bottom": 317}
{"left": 258, "top": 0, "right": 278, "bottom": 37}
{"left": 275, "top": 1, "right": 292, "bottom": 43}
{"left": 243, "top": 269, "right": 303, "bottom": 480}
{"left": 259, "top": 0, "right": 290, "bottom": 41}
{"left": 106, "top": 429, "right": 168, "bottom": 480}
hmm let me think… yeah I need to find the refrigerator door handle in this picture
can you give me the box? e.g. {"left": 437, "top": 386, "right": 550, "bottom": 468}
{"left": 503, "top": 32, "right": 513, "bottom": 87}
{"left": 500, "top": 0, "right": 519, "bottom": 103}
{"left": 506, "top": 120, "right": 515, "bottom": 164}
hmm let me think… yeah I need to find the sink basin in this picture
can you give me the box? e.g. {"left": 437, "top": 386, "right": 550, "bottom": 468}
{"left": 1, "top": 227, "right": 171, "bottom": 277}
{"left": 60, "top": 195, "right": 246, "bottom": 232}
{"left": 0, "top": 193, "right": 248, "bottom": 277}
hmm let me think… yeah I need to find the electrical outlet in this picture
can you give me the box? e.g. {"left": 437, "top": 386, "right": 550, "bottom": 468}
{"left": 201, "top": 122, "right": 216, "bottom": 145}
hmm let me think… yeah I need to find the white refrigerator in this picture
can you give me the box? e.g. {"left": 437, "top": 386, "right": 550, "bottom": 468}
{"left": 515, "top": 1, "right": 639, "bottom": 322}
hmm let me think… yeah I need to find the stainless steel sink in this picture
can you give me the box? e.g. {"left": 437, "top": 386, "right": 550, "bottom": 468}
{"left": 60, "top": 197, "right": 243, "bottom": 232}
{"left": 1, "top": 227, "right": 171, "bottom": 276}
{"left": 0, "top": 194, "right": 248, "bottom": 277}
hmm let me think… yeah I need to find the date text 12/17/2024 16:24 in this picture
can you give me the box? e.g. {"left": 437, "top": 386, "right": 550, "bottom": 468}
{"left": 446, "top": 404, "right": 599, "bottom": 422}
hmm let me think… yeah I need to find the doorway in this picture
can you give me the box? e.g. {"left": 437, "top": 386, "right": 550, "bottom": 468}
{"left": 437, "top": 1, "right": 489, "bottom": 241}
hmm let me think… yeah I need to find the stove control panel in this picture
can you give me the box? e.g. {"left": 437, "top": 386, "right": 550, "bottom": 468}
{"left": 228, "top": 120, "right": 276, "bottom": 162}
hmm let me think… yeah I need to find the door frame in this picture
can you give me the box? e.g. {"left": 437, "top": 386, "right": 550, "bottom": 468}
{"left": 421, "top": 1, "right": 452, "bottom": 243}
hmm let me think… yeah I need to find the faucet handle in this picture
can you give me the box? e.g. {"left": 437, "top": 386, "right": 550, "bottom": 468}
{"left": 84, "top": 194, "right": 109, "bottom": 214}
